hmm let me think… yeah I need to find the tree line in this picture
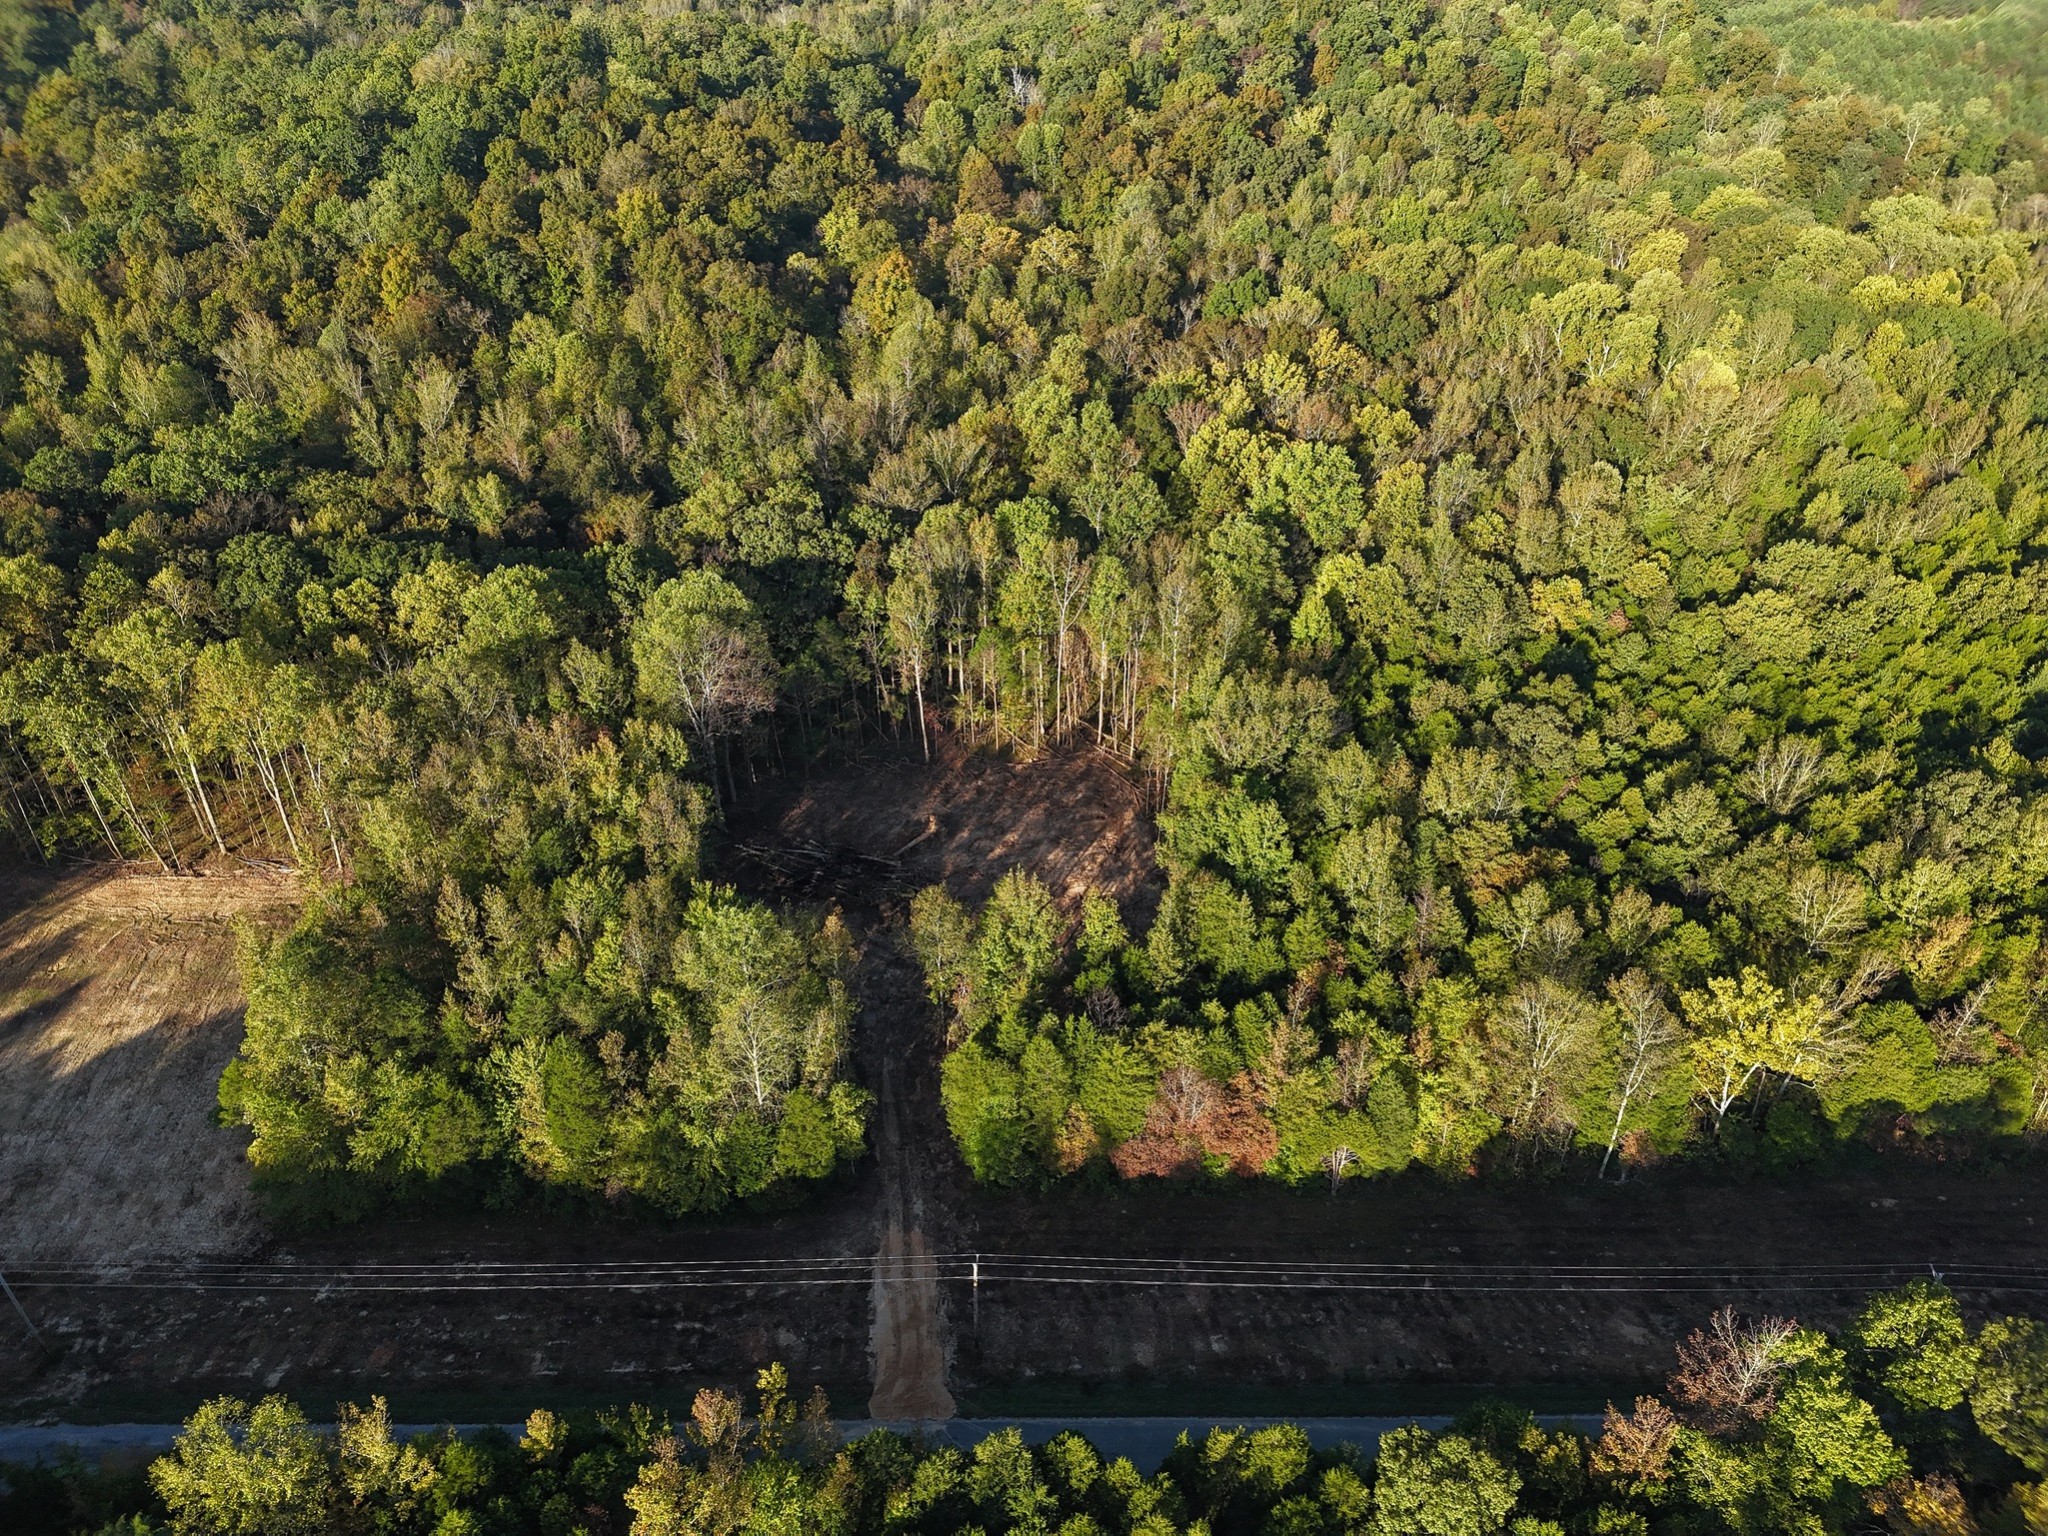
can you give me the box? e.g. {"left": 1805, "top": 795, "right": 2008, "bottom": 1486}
{"left": 9, "top": 1284, "right": 2048, "bottom": 1536}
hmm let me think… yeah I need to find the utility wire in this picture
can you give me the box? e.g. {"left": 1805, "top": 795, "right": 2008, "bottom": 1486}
{"left": 0, "top": 1260, "right": 45, "bottom": 1346}
{"left": 9, "top": 1252, "right": 2047, "bottom": 1296}
{"left": 13, "top": 1252, "right": 2042, "bottom": 1276}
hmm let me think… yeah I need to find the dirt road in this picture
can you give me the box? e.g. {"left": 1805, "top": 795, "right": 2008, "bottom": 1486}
{"left": 4, "top": 748, "right": 2048, "bottom": 1421}
{"left": 864, "top": 1024, "right": 954, "bottom": 1421}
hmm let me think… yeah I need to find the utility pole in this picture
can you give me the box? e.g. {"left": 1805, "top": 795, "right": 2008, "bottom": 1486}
{"left": 0, "top": 1260, "right": 47, "bottom": 1354}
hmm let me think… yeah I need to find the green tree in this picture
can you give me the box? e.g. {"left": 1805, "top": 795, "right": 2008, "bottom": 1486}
{"left": 1763, "top": 1332, "right": 1906, "bottom": 1501}
{"left": 149, "top": 1397, "right": 334, "bottom": 1536}
{"left": 1973, "top": 1317, "right": 2048, "bottom": 1473}
{"left": 1368, "top": 1427, "right": 1521, "bottom": 1536}
{"left": 674, "top": 893, "right": 853, "bottom": 1115}
{"left": 974, "top": 871, "right": 1061, "bottom": 1032}
{"left": 1848, "top": 1281, "right": 1980, "bottom": 1416}
{"left": 631, "top": 573, "right": 776, "bottom": 809}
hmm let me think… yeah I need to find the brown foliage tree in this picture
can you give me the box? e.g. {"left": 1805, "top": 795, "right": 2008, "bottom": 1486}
{"left": 1865, "top": 1473, "right": 1979, "bottom": 1536}
{"left": 1108, "top": 1065, "right": 1278, "bottom": 1178}
{"left": 1668, "top": 1306, "right": 1797, "bottom": 1433}
{"left": 1591, "top": 1396, "right": 1679, "bottom": 1482}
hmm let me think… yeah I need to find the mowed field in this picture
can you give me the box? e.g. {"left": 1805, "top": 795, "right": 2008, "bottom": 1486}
{"left": 0, "top": 869, "right": 296, "bottom": 1267}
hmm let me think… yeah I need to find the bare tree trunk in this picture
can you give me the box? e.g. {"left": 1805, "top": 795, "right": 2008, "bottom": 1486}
{"left": 1096, "top": 642, "right": 1108, "bottom": 743}
{"left": 71, "top": 763, "right": 128, "bottom": 861}
{"left": 1600, "top": 1086, "right": 1636, "bottom": 1180}
{"left": 697, "top": 732, "right": 724, "bottom": 814}
{"left": 249, "top": 742, "right": 304, "bottom": 862}
{"left": 179, "top": 726, "right": 228, "bottom": 855}
{"left": 304, "top": 756, "right": 345, "bottom": 877}
{"left": 101, "top": 749, "right": 175, "bottom": 872}
{"left": 3, "top": 776, "right": 41, "bottom": 859}
{"left": 913, "top": 658, "right": 930, "bottom": 760}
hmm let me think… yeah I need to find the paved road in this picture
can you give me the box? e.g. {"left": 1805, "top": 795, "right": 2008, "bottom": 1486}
{"left": 0, "top": 1415, "right": 1602, "bottom": 1470}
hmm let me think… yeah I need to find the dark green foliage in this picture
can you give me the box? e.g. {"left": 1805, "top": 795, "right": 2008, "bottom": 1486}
{"left": 1972, "top": 1315, "right": 2048, "bottom": 1474}
{"left": 220, "top": 873, "right": 866, "bottom": 1216}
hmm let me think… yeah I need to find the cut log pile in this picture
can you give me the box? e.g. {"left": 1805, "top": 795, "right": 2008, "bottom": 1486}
{"left": 729, "top": 839, "right": 912, "bottom": 903}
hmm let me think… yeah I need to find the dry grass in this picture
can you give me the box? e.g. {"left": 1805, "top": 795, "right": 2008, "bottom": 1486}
{"left": 0, "top": 869, "right": 296, "bottom": 1264}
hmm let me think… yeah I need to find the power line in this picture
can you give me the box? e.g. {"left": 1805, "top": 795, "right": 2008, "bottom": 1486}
{"left": 15, "top": 1251, "right": 2046, "bottom": 1277}
{"left": 7, "top": 1251, "right": 2046, "bottom": 1298}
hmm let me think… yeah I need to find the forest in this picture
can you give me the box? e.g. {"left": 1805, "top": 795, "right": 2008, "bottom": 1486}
{"left": 6, "top": 1284, "right": 2048, "bottom": 1536}
{"left": 0, "top": 0, "right": 2045, "bottom": 1207}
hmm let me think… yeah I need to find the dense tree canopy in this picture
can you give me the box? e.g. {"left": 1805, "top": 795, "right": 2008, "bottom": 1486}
{"left": 7, "top": 1287, "right": 2048, "bottom": 1536}
{"left": 0, "top": 0, "right": 2044, "bottom": 1205}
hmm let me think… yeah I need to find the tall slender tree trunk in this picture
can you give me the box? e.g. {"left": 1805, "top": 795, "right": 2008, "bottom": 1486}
{"left": 1094, "top": 642, "right": 1106, "bottom": 743}
{"left": 150, "top": 717, "right": 221, "bottom": 857}
{"left": 179, "top": 726, "right": 228, "bottom": 854}
{"left": 1599, "top": 1085, "right": 1637, "bottom": 1180}
{"left": 71, "top": 762, "right": 127, "bottom": 861}
{"left": 104, "top": 750, "right": 174, "bottom": 872}
{"left": 249, "top": 742, "right": 304, "bottom": 862}
{"left": 912, "top": 657, "right": 930, "bottom": 760}
{"left": 4, "top": 776, "right": 46, "bottom": 861}
{"left": 305, "top": 756, "right": 345, "bottom": 877}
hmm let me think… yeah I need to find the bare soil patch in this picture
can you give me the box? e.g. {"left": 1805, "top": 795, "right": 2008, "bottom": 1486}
{"left": 0, "top": 1207, "right": 882, "bottom": 1423}
{"left": 861, "top": 932, "right": 956, "bottom": 1422}
{"left": 727, "top": 737, "right": 1161, "bottom": 920}
{"left": 869, "top": 1226, "right": 954, "bottom": 1421}
{"left": 938, "top": 1166, "right": 2048, "bottom": 1409}
{"left": 0, "top": 868, "right": 295, "bottom": 1268}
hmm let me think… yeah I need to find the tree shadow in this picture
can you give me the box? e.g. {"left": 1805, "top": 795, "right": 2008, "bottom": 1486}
{"left": 0, "top": 995, "right": 260, "bottom": 1268}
